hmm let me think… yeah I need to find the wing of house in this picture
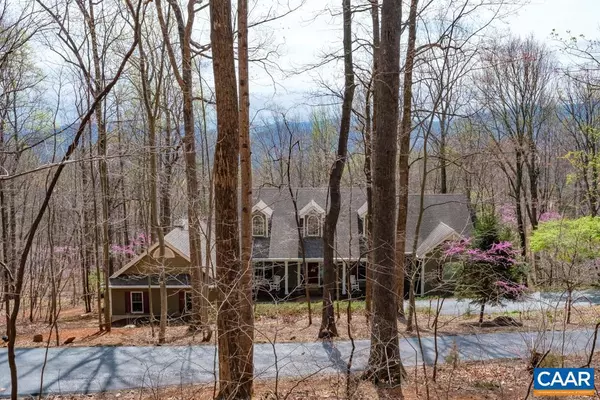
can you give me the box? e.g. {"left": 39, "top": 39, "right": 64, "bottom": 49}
{"left": 108, "top": 220, "right": 215, "bottom": 324}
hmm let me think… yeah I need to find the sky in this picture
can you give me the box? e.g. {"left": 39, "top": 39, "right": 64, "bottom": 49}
{"left": 29, "top": 0, "right": 600, "bottom": 125}
{"left": 507, "top": 0, "right": 599, "bottom": 40}
{"left": 246, "top": 0, "right": 600, "bottom": 114}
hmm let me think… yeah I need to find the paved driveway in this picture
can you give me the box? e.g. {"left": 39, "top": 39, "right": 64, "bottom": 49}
{"left": 1, "top": 328, "right": 599, "bottom": 397}
{"left": 414, "top": 289, "right": 600, "bottom": 315}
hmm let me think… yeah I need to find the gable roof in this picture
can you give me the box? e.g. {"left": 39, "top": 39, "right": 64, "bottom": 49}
{"left": 415, "top": 222, "right": 462, "bottom": 259}
{"left": 252, "top": 200, "right": 274, "bottom": 218}
{"left": 299, "top": 199, "right": 325, "bottom": 217}
{"left": 109, "top": 240, "right": 189, "bottom": 279}
{"left": 110, "top": 220, "right": 214, "bottom": 279}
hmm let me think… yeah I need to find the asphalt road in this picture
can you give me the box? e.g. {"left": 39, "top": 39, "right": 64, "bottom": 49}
{"left": 1, "top": 328, "right": 599, "bottom": 397}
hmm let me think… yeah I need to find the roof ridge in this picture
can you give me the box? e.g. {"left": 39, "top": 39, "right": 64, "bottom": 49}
{"left": 253, "top": 187, "right": 467, "bottom": 195}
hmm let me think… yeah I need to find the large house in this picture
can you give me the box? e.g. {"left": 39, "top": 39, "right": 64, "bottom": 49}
{"left": 108, "top": 187, "right": 473, "bottom": 324}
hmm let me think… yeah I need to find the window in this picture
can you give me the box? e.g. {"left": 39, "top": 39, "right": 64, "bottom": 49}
{"left": 130, "top": 292, "right": 143, "bottom": 314}
{"left": 252, "top": 214, "right": 267, "bottom": 237}
{"left": 305, "top": 214, "right": 321, "bottom": 237}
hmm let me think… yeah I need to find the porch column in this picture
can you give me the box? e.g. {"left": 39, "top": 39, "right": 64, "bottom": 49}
{"left": 298, "top": 261, "right": 301, "bottom": 287}
{"left": 420, "top": 260, "right": 425, "bottom": 296}
{"left": 342, "top": 262, "right": 346, "bottom": 295}
{"left": 284, "top": 261, "right": 289, "bottom": 294}
{"left": 108, "top": 286, "right": 113, "bottom": 323}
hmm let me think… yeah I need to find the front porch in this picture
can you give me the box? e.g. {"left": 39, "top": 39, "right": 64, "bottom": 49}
{"left": 252, "top": 260, "right": 367, "bottom": 301}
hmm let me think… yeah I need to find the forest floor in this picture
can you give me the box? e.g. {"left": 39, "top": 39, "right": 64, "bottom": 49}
{"left": 39, "top": 352, "right": 600, "bottom": 399}
{"left": 2, "top": 300, "right": 599, "bottom": 348}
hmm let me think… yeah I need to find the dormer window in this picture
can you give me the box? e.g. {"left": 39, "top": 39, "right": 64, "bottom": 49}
{"left": 305, "top": 213, "right": 322, "bottom": 237}
{"left": 299, "top": 199, "right": 325, "bottom": 237}
{"left": 252, "top": 214, "right": 267, "bottom": 237}
{"left": 252, "top": 199, "right": 273, "bottom": 238}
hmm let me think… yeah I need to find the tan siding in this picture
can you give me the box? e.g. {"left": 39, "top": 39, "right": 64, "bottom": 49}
{"left": 111, "top": 288, "right": 187, "bottom": 318}
{"left": 112, "top": 288, "right": 128, "bottom": 315}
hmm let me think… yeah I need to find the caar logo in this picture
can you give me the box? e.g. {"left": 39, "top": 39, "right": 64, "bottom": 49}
{"left": 534, "top": 368, "right": 595, "bottom": 396}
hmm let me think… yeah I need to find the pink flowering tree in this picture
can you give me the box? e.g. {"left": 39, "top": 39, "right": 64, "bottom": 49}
{"left": 445, "top": 214, "right": 527, "bottom": 323}
{"left": 110, "top": 232, "right": 148, "bottom": 257}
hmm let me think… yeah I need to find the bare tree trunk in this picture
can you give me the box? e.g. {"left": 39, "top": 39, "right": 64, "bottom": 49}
{"left": 80, "top": 0, "right": 114, "bottom": 332}
{"left": 365, "top": 0, "right": 406, "bottom": 386}
{"left": 80, "top": 124, "right": 92, "bottom": 314}
{"left": 89, "top": 122, "right": 103, "bottom": 331}
{"left": 396, "top": 0, "right": 418, "bottom": 323}
{"left": 0, "top": 116, "right": 12, "bottom": 328}
{"left": 196, "top": 69, "right": 215, "bottom": 308}
{"left": 365, "top": 0, "right": 380, "bottom": 324}
{"left": 210, "top": 0, "right": 252, "bottom": 396}
{"left": 479, "top": 302, "right": 485, "bottom": 324}
{"left": 116, "top": 103, "right": 129, "bottom": 246}
{"left": 320, "top": 0, "right": 355, "bottom": 339}
{"left": 566, "top": 288, "right": 573, "bottom": 324}
{"left": 515, "top": 152, "right": 527, "bottom": 258}
{"left": 181, "top": 52, "right": 207, "bottom": 335}
{"left": 439, "top": 118, "right": 448, "bottom": 194}
{"left": 160, "top": 93, "right": 173, "bottom": 233}
{"left": 363, "top": 86, "right": 373, "bottom": 323}
{"left": 238, "top": 0, "right": 255, "bottom": 381}
{"left": 528, "top": 147, "right": 540, "bottom": 230}
{"left": 407, "top": 112, "right": 433, "bottom": 333}
{"left": 284, "top": 121, "right": 312, "bottom": 325}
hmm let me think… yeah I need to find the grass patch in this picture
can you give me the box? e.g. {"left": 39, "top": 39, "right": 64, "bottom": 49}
{"left": 254, "top": 300, "right": 366, "bottom": 318}
{"left": 415, "top": 306, "right": 433, "bottom": 315}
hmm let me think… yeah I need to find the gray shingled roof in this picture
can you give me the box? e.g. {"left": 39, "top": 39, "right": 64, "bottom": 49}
{"left": 146, "top": 188, "right": 472, "bottom": 263}
{"left": 251, "top": 187, "right": 473, "bottom": 259}
{"left": 407, "top": 194, "right": 474, "bottom": 253}
{"left": 164, "top": 225, "right": 191, "bottom": 258}
{"left": 252, "top": 187, "right": 365, "bottom": 259}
